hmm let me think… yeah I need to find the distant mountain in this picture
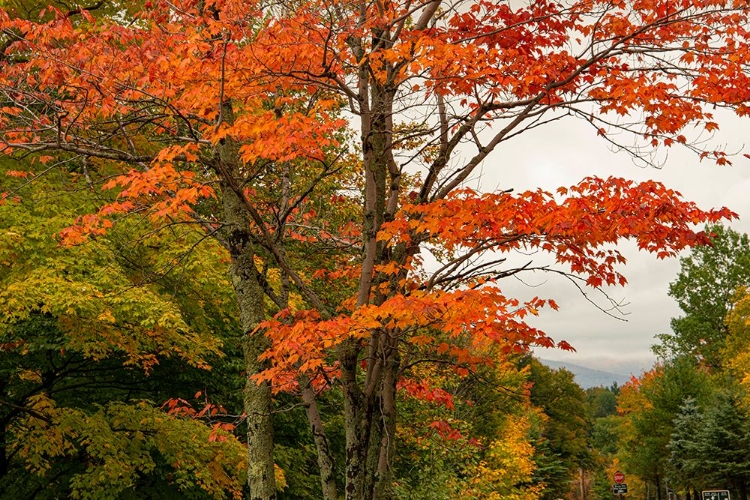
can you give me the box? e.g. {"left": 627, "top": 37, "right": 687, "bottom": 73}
{"left": 538, "top": 359, "right": 632, "bottom": 389}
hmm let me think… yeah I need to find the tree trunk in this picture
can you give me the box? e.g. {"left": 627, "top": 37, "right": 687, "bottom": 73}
{"left": 217, "top": 102, "right": 276, "bottom": 498}
{"left": 242, "top": 332, "right": 275, "bottom": 500}
{"left": 300, "top": 376, "right": 338, "bottom": 500}
{"left": 223, "top": 186, "right": 276, "bottom": 499}
{"left": 341, "top": 335, "right": 399, "bottom": 500}
{"left": 372, "top": 341, "right": 399, "bottom": 500}
{"left": 657, "top": 476, "right": 663, "bottom": 500}
{"left": 579, "top": 467, "right": 586, "bottom": 500}
{"left": 342, "top": 345, "right": 375, "bottom": 500}
{"left": 344, "top": 28, "right": 402, "bottom": 496}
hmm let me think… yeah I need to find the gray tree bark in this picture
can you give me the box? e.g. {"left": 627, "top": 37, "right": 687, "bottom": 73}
{"left": 216, "top": 103, "right": 276, "bottom": 499}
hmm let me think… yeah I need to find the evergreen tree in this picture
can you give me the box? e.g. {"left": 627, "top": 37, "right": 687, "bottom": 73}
{"left": 668, "top": 397, "right": 707, "bottom": 498}
{"left": 693, "top": 390, "right": 750, "bottom": 500}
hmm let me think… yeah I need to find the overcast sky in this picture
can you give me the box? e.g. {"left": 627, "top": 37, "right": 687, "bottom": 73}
{"left": 470, "top": 110, "right": 750, "bottom": 376}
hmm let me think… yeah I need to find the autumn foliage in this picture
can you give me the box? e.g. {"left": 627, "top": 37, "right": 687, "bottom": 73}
{"left": 3, "top": 0, "right": 750, "bottom": 498}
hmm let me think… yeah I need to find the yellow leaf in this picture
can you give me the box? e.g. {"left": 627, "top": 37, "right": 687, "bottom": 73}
{"left": 97, "top": 310, "right": 116, "bottom": 323}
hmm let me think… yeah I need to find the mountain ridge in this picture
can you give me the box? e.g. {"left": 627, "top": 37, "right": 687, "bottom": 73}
{"left": 538, "top": 358, "right": 632, "bottom": 389}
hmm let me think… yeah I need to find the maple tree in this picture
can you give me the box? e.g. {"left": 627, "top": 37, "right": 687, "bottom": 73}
{"left": 3, "top": 0, "right": 750, "bottom": 498}
{"left": 726, "top": 290, "right": 750, "bottom": 386}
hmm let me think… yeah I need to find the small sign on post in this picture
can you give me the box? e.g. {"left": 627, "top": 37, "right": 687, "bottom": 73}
{"left": 613, "top": 484, "right": 628, "bottom": 494}
{"left": 702, "top": 491, "right": 730, "bottom": 500}
{"left": 614, "top": 471, "right": 625, "bottom": 484}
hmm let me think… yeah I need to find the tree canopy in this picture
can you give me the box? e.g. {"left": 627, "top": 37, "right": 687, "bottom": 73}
{"left": 656, "top": 225, "right": 750, "bottom": 368}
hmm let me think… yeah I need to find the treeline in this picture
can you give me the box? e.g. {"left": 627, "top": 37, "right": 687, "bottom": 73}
{"left": 595, "top": 225, "right": 750, "bottom": 500}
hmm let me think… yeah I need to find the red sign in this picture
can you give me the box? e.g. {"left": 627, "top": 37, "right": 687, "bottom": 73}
{"left": 614, "top": 471, "right": 625, "bottom": 484}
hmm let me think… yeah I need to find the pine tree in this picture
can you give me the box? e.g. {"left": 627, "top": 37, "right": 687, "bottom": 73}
{"left": 669, "top": 397, "right": 707, "bottom": 496}
{"left": 693, "top": 391, "right": 750, "bottom": 500}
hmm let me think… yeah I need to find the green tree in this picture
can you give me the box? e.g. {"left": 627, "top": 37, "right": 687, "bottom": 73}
{"left": 617, "top": 357, "right": 712, "bottom": 500}
{"left": 528, "top": 359, "right": 592, "bottom": 500}
{"left": 668, "top": 397, "right": 708, "bottom": 499}
{"left": 655, "top": 225, "right": 750, "bottom": 368}
{"left": 693, "top": 389, "right": 750, "bottom": 500}
{"left": 0, "top": 159, "right": 251, "bottom": 499}
{"left": 587, "top": 385, "right": 620, "bottom": 419}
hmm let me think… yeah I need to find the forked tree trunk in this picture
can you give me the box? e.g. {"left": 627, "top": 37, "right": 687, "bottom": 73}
{"left": 341, "top": 334, "right": 400, "bottom": 500}
{"left": 340, "top": 47, "right": 403, "bottom": 496}
{"left": 341, "top": 343, "right": 373, "bottom": 499}
{"left": 373, "top": 342, "right": 399, "bottom": 499}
